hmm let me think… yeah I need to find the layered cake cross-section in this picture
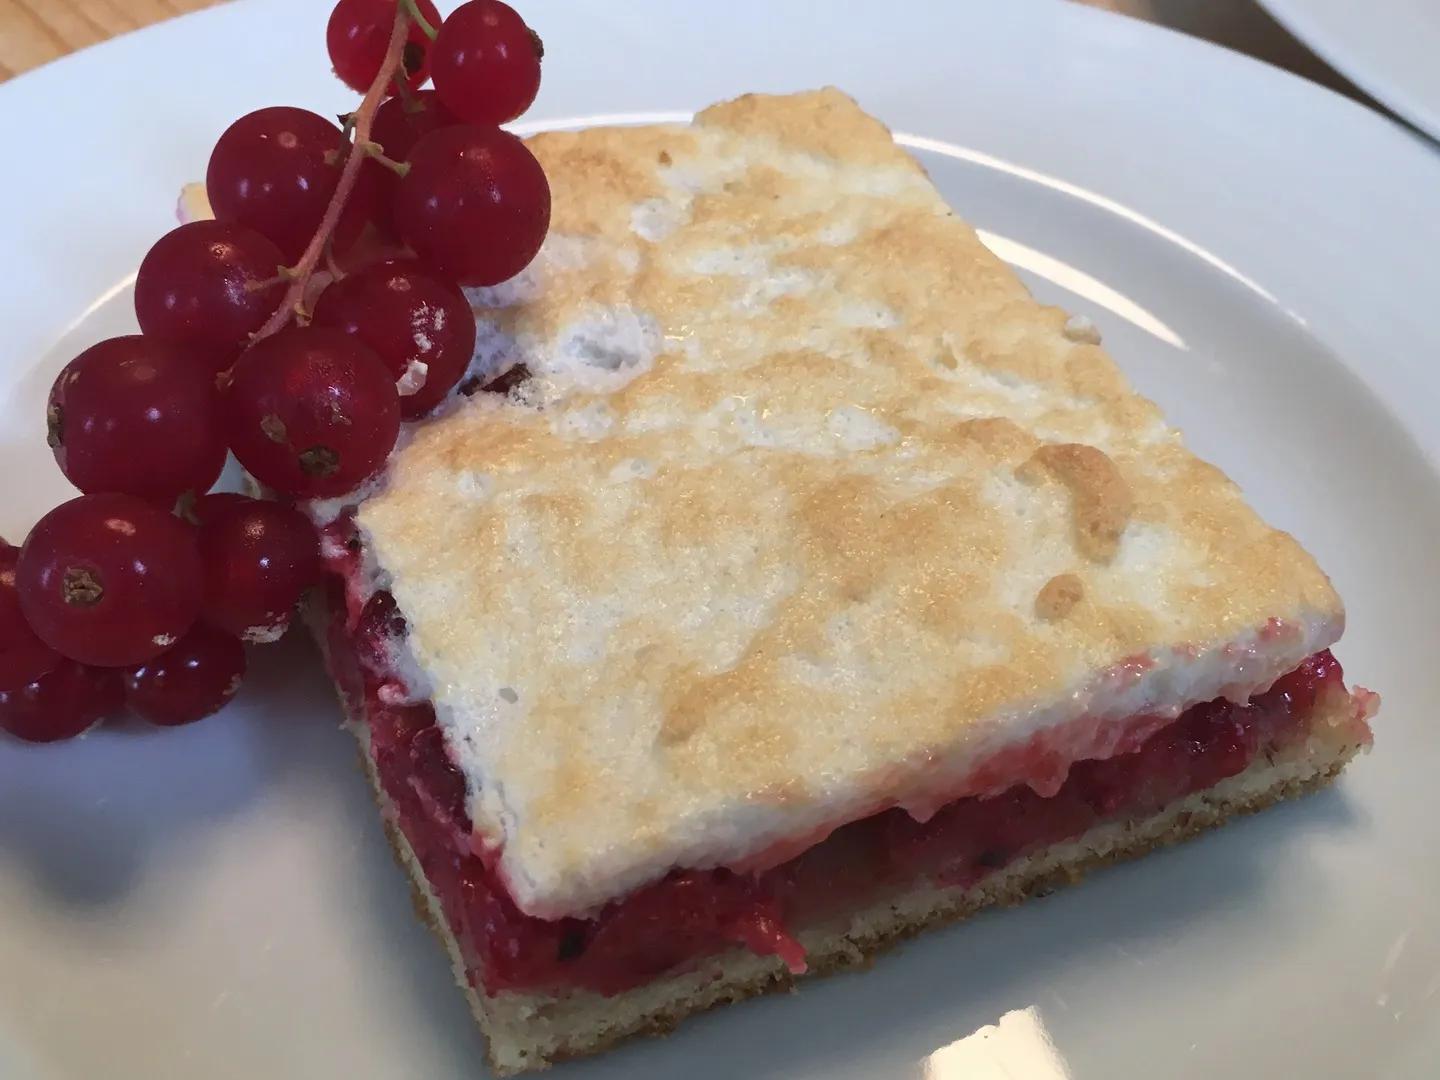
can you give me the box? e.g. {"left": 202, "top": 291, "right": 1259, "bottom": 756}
{"left": 308, "top": 90, "right": 1377, "bottom": 1073}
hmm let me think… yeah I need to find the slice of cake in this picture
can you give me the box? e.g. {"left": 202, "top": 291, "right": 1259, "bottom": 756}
{"left": 308, "top": 89, "right": 1377, "bottom": 1074}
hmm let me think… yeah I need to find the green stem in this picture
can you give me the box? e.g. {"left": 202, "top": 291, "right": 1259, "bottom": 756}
{"left": 358, "top": 140, "right": 412, "bottom": 177}
{"left": 399, "top": 0, "right": 439, "bottom": 40}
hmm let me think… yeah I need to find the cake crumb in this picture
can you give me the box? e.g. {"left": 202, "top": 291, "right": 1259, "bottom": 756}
{"left": 1062, "top": 314, "right": 1102, "bottom": 345}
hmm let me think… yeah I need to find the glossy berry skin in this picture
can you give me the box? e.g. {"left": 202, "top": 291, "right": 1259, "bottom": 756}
{"left": 221, "top": 326, "right": 401, "bottom": 500}
{"left": 0, "top": 659, "right": 122, "bottom": 743}
{"left": 327, "top": 0, "right": 443, "bottom": 94}
{"left": 370, "top": 90, "right": 459, "bottom": 237}
{"left": 206, "top": 107, "right": 379, "bottom": 262}
{"left": 1, "top": 541, "right": 35, "bottom": 652}
{"left": 194, "top": 493, "right": 320, "bottom": 642}
{"left": 431, "top": 0, "right": 542, "bottom": 125}
{"left": 0, "top": 631, "right": 56, "bottom": 694}
{"left": 393, "top": 125, "right": 551, "bottom": 286}
{"left": 313, "top": 259, "right": 477, "bottom": 418}
{"left": 134, "top": 220, "right": 287, "bottom": 369}
{"left": 0, "top": 542, "right": 61, "bottom": 692}
{"left": 17, "top": 494, "right": 203, "bottom": 668}
{"left": 373, "top": 90, "right": 459, "bottom": 163}
{"left": 124, "top": 623, "right": 246, "bottom": 727}
{"left": 47, "top": 336, "right": 226, "bottom": 505}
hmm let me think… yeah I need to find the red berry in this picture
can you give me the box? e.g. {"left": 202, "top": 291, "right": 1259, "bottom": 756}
{"left": 206, "top": 107, "right": 381, "bottom": 262}
{"left": 221, "top": 326, "right": 401, "bottom": 499}
{"left": 47, "top": 336, "right": 226, "bottom": 505}
{"left": 1260, "top": 648, "right": 1343, "bottom": 716}
{"left": 194, "top": 494, "right": 320, "bottom": 642}
{"left": 431, "top": 1, "right": 542, "bottom": 125}
{"left": 0, "top": 659, "right": 122, "bottom": 743}
{"left": 17, "top": 494, "right": 203, "bottom": 668}
{"left": 124, "top": 623, "right": 246, "bottom": 727}
{"left": 1, "top": 542, "right": 34, "bottom": 654}
{"left": 0, "top": 641, "right": 61, "bottom": 696}
{"left": 327, "top": 0, "right": 443, "bottom": 94}
{"left": 313, "top": 259, "right": 477, "bottom": 418}
{"left": 192, "top": 492, "right": 251, "bottom": 518}
{"left": 135, "top": 221, "right": 287, "bottom": 369}
{"left": 370, "top": 90, "right": 459, "bottom": 236}
{"left": 373, "top": 90, "right": 459, "bottom": 163}
{"left": 0, "top": 543, "right": 61, "bottom": 692}
{"left": 393, "top": 125, "right": 550, "bottom": 286}
{"left": 354, "top": 589, "right": 407, "bottom": 676}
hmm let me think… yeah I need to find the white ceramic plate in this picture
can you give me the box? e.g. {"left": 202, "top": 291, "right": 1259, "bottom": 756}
{"left": 3, "top": 1, "right": 1439, "bottom": 1077}
{"left": 1259, "top": 0, "right": 1440, "bottom": 143}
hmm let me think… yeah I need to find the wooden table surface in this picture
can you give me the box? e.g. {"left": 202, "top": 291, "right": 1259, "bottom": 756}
{"left": 0, "top": 0, "right": 215, "bottom": 80}
{"left": 0, "top": 0, "right": 1365, "bottom": 103}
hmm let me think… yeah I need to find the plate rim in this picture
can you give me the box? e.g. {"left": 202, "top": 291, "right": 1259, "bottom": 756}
{"left": 3, "top": 2, "right": 1440, "bottom": 1077}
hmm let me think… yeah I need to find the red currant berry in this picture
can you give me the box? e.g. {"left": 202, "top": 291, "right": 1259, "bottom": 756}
{"left": 124, "top": 623, "right": 246, "bottom": 727}
{"left": 189, "top": 493, "right": 249, "bottom": 518}
{"left": 0, "top": 659, "right": 122, "bottom": 743}
{"left": 0, "top": 640, "right": 60, "bottom": 695}
{"left": 393, "top": 125, "right": 550, "bottom": 286}
{"left": 17, "top": 494, "right": 203, "bottom": 668}
{"left": 206, "top": 107, "right": 380, "bottom": 262}
{"left": 354, "top": 589, "right": 406, "bottom": 675}
{"left": 370, "top": 90, "right": 459, "bottom": 237}
{"left": 312, "top": 259, "right": 477, "bottom": 418}
{"left": 327, "top": 0, "right": 443, "bottom": 94}
{"left": 431, "top": 1, "right": 543, "bottom": 125}
{"left": 1, "top": 541, "right": 33, "bottom": 653}
{"left": 0, "top": 543, "right": 61, "bottom": 692}
{"left": 134, "top": 221, "right": 287, "bottom": 369}
{"left": 221, "top": 326, "right": 401, "bottom": 499}
{"left": 194, "top": 493, "right": 320, "bottom": 642}
{"left": 373, "top": 90, "right": 459, "bottom": 163}
{"left": 47, "top": 336, "right": 226, "bottom": 505}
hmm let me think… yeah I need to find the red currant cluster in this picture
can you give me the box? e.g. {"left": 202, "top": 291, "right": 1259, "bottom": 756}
{"left": 1, "top": 0, "right": 549, "bottom": 745}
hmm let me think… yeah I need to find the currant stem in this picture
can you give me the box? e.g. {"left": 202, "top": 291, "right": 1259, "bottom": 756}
{"left": 244, "top": 266, "right": 296, "bottom": 293}
{"left": 399, "top": 0, "right": 439, "bottom": 41}
{"left": 324, "top": 238, "right": 345, "bottom": 281}
{"left": 252, "top": 9, "right": 412, "bottom": 343}
{"left": 394, "top": 79, "right": 421, "bottom": 113}
{"left": 359, "top": 140, "right": 412, "bottom": 177}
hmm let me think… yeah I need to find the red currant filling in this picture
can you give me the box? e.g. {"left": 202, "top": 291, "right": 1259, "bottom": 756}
{"left": 320, "top": 550, "right": 1371, "bottom": 999}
